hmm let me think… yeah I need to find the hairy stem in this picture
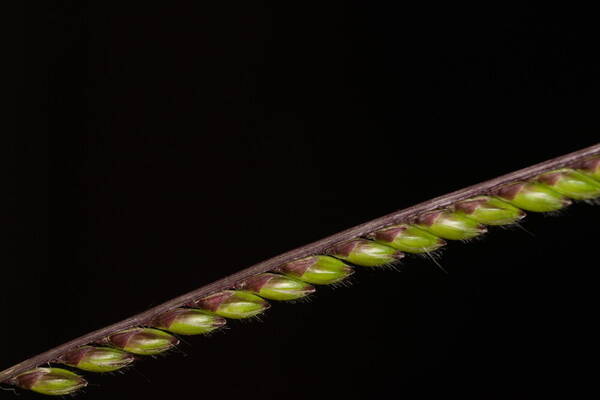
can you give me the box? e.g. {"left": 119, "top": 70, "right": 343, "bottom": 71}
{"left": 2, "top": 143, "right": 599, "bottom": 383}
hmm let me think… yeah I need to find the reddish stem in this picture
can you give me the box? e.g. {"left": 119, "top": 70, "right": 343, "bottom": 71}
{"left": 2, "top": 143, "right": 599, "bottom": 383}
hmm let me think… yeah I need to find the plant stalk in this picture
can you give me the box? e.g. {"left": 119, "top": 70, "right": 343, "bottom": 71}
{"left": 2, "top": 143, "right": 598, "bottom": 383}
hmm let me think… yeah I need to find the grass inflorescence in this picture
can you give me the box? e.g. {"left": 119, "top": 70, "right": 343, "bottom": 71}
{"left": 3, "top": 148, "right": 599, "bottom": 396}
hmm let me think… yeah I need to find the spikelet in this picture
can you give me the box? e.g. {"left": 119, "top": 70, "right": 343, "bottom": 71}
{"left": 275, "top": 255, "right": 354, "bottom": 285}
{"left": 493, "top": 181, "right": 571, "bottom": 212}
{"left": 453, "top": 196, "right": 526, "bottom": 226}
{"left": 573, "top": 157, "right": 600, "bottom": 181}
{"left": 534, "top": 168, "right": 600, "bottom": 200}
{"left": 152, "top": 308, "right": 227, "bottom": 335}
{"left": 369, "top": 224, "right": 446, "bottom": 253}
{"left": 57, "top": 346, "right": 135, "bottom": 372}
{"left": 9, "top": 368, "right": 87, "bottom": 396}
{"left": 414, "top": 210, "right": 486, "bottom": 240}
{"left": 99, "top": 327, "right": 179, "bottom": 355}
{"left": 234, "top": 273, "right": 316, "bottom": 301}
{"left": 328, "top": 238, "right": 404, "bottom": 267}
{"left": 190, "top": 290, "right": 270, "bottom": 319}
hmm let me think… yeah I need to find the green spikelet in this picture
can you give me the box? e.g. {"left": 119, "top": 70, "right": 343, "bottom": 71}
{"left": 493, "top": 182, "right": 571, "bottom": 212}
{"left": 191, "top": 290, "right": 270, "bottom": 319}
{"left": 328, "top": 238, "right": 404, "bottom": 267}
{"left": 10, "top": 368, "right": 87, "bottom": 396}
{"left": 535, "top": 168, "right": 600, "bottom": 200}
{"left": 453, "top": 196, "right": 526, "bottom": 225}
{"left": 415, "top": 210, "right": 486, "bottom": 240}
{"left": 275, "top": 255, "right": 354, "bottom": 285}
{"left": 152, "top": 308, "right": 227, "bottom": 335}
{"left": 235, "top": 273, "right": 316, "bottom": 301}
{"left": 58, "top": 346, "right": 135, "bottom": 372}
{"left": 573, "top": 157, "right": 600, "bottom": 181}
{"left": 101, "top": 327, "right": 179, "bottom": 355}
{"left": 369, "top": 224, "right": 446, "bottom": 253}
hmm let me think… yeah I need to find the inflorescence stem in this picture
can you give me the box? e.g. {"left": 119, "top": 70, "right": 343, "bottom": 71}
{"left": 2, "top": 143, "right": 599, "bottom": 383}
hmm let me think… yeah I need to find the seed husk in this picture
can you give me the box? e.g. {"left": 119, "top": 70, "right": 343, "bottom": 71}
{"left": 453, "top": 196, "right": 526, "bottom": 225}
{"left": 369, "top": 224, "right": 446, "bottom": 253}
{"left": 328, "top": 238, "right": 404, "bottom": 267}
{"left": 191, "top": 290, "right": 270, "bottom": 319}
{"left": 573, "top": 157, "right": 600, "bottom": 181}
{"left": 493, "top": 182, "right": 571, "bottom": 212}
{"left": 57, "top": 346, "right": 135, "bottom": 372}
{"left": 100, "top": 327, "right": 179, "bottom": 355}
{"left": 152, "top": 308, "right": 226, "bottom": 335}
{"left": 275, "top": 255, "right": 354, "bottom": 285}
{"left": 535, "top": 168, "right": 600, "bottom": 200}
{"left": 10, "top": 368, "right": 87, "bottom": 396}
{"left": 234, "top": 273, "right": 316, "bottom": 301}
{"left": 415, "top": 210, "right": 486, "bottom": 240}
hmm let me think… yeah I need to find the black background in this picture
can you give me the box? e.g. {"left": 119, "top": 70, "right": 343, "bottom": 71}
{"left": 11, "top": 2, "right": 598, "bottom": 399}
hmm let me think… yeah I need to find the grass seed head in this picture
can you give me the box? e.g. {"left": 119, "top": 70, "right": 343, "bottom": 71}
{"left": 192, "top": 290, "right": 270, "bottom": 319}
{"left": 329, "top": 238, "right": 404, "bottom": 267}
{"left": 10, "top": 368, "right": 87, "bottom": 396}
{"left": 275, "top": 255, "right": 354, "bottom": 285}
{"left": 235, "top": 273, "right": 316, "bottom": 301}
{"left": 415, "top": 210, "right": 486, "bottom": 240}
{"left": 453, "top": 196, "right": 526, "bottom": 225}
{"left": 152, "top": 308, "right": 227, "bottom": 335}
{"left": 58, "top": 346, "right": 135, "bottom": 372}
{"left": 101, "top": 327, "right": 179, "bottom": 355}
{"left": 493, "top": 182, "right": 571, "bottom": 212}
{"left": 370, "top": 224, "right": 446, "bottom": 253}
{"left": 535, "top": 168, "right": 600, "bottom": 200}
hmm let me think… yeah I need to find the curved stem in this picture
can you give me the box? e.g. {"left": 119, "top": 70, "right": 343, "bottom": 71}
{"left": 2, "top": 143, "right": 599, "bottom": 383}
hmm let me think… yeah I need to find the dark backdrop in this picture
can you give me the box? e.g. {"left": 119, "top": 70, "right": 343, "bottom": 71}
{"left": 12, "top": 2, "right": 598, "bottom": 399}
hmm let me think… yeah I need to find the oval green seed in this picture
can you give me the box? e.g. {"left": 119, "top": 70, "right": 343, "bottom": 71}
{"left": 329, "top": 238, "right": 403, "bottom": 267}
{"left": 453, "top": 195, "right": 526, "bottom": 225}
{"left": 192, "top": 290, "right": 270, "bottom": 319}
{"left": 493, "top": 182, "right": 571, "bottom": 212}
{"left": 152, "top": 308, "right": 226, "bottom": 335}
{"left": 102, "top": 327, "right": 179, "bottom": 355}
{"left": 11, "top": 368, "right": 87, "bottom": 396}
{"left": 573, "top": 157, "right": 600, "bottom": 181}
{"left": 235, "top": 273, "right": 315, "bottom": 301}
{"left": 369, "top": 224, "right": 446, "bottom": 253}
{"left": 535, "top": 168, "right": 600, "bottom": 200}
{"left": 415, "top": 210, "right": 486, "bottom": 240}
{"left": 276, "top": 255, "right": 354, "bottom": 285}
{"left": 58, "top": 346, "right": 135, "bottom": 372}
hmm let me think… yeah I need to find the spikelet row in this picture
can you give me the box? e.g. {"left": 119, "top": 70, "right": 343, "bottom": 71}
{"left": 9, "top": 159, "right": 600, "bottom": 396}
